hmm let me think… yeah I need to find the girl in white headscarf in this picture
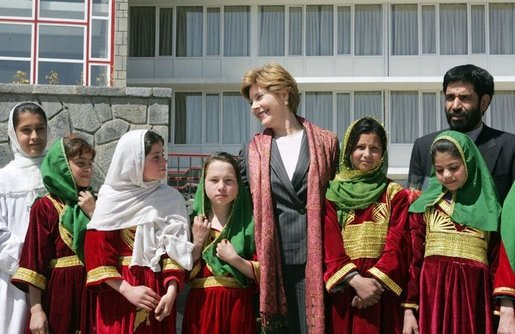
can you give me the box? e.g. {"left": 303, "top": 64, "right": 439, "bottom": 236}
{"left": 0, "top": 102, "right": 48, "bottom": 333}
{"left": 84, "top": 129, "right": 193, "bottom": 334}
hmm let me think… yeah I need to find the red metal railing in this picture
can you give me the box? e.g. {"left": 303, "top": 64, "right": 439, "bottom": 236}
{"left": 167, "top": 153, "right": 209, "bottom": 199}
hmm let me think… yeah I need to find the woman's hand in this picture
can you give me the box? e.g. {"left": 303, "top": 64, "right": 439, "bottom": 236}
{"left": 402, "top": 309, "right": 419, "bottom": 334}
{"left": 29, "top": 304, "right": 49, "bottom": 334}
{"left": 155, "top": 281, "right": 178, "bottom": 321}
{"left": 216, "top": 239, "right": 238, "bottom": 263}
{"left": 122, "top": 285, "right": 160, "bottom": 311}
{"left": 78, "top": 190, "right": 96, "bottom": 218}
{"left": 348, "top": 274, "right": 383, "bottom": 305}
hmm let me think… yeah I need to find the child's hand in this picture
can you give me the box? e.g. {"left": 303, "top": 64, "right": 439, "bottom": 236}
{"left": 29, "top": 305, "right": 49, "bottom": 334}
{"left": 121, "top": 285, "right": 160, "bottom": 312}
{"left": 498, "top": 300, "right": 515, "bottom": 334}
{"left": 78, "top": 190, "right": 96, "bottom": 218}
{"left": 155, "top": 282, "right": 178, "bottom": 322}
{"left": 192, "top": 215, "right": 211, "bottom": 245}
{"left": 402, "top": 309, "right": 419, "bottom": 334}
{"left": 216, "top": 239, "right": 238, "bottom": 263}
{"left": 348, "top": 275, "right": 383, "bottom": 305}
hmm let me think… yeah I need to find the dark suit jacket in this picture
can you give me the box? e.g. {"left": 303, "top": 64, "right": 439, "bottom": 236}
{"left": 408, "top": 125, "right": 515, "bottom": 203}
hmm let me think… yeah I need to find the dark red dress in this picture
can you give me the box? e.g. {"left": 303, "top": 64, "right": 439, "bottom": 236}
{"left": 85, "top": 227, "right": 185, "bottom": 333}
{"left": 182, "top": 229, "right": 258, "bottom": 334}
{"left": 494, "top": 243, "right": 515, "bottom": 301}
{"left": 405, "top": 198, "right": 499, "bottom": 334}
{"left": 323, "top": 181, "right": 411, "bottom": 334}
{"left": 11, "top": 194, "right": 88, "bottom": 334}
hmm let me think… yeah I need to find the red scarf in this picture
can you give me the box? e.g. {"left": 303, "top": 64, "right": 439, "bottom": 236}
{"left": 247, "top": 117, "right": 338, "bottom": 333}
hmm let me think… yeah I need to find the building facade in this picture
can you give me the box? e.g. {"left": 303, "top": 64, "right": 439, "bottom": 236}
{"left": 2, "top": 1, "right": 515, "bottom": 179}
{"left": 127, "top": 0, "right": 515, "bottom": 179}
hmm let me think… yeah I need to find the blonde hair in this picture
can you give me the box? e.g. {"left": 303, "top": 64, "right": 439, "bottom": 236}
{"left": 240, "top": 63, "right": 300, "bottom": 114}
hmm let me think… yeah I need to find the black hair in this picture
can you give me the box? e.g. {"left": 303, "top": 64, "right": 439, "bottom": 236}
{"left": 203, "top": 152, "right": 241, "bottom": 182}
{"left": 12, "top": 102, "right": 47, "bottom": 129}
{"left": 431, "top": 138, "right": 461, "bottom": 164}
{"left": 144, "top": 131, "right": 164, "bottom": 156}
{"left": 443, "top": 64, "right": 494, "bottom": 100}
{"left": 344, "top": 117, "right": 387, "bottom": 165}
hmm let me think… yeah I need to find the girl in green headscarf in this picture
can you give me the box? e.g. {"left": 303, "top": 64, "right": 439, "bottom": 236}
{"left": 12, "top": 134, "right": 95, "bottom": 333}
{"left": 403, "top": 130, "right": 501, "bottom": 334}
{"left": 183, "top": 152, "right": 257, "bottom": 334}
{"left": 323, "top": 117, "right": 411, "bottom": 333}
{"left": 493, "top": 180, "right": 515, "bottom": 333}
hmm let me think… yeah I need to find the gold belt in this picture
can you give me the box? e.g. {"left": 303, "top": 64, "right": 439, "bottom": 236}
{"left": 425, "top": 232, "right": 488, "bottom": 265}
{"left": 49, "top": 255, "right": 83, "bottom": 268}
{"left": 190, "top": 276, "right": 242, "bottom": 289}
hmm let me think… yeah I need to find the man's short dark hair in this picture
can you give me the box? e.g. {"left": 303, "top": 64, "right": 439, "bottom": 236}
{"left": 443, "top": 64, "right": 494, "bottom": 100}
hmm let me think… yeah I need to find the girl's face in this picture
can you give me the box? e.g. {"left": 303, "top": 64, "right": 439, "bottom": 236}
{"left": 350, "top": 132, "right": 383, "bottom": 171}
{"left": 69, "top": 152, "right": 94, "bottom": 188}
{"left": 433, "top": 152, "right": 467, "bottom": 192}
{"left": 204, "top": 160, "right": 238, "bottom": 208}
{"left": 15, "top": 112, "right": 47, "bottom": 157}
{"left": 143, "top": 142, "right": 167, "bottom": 182}
{"left": 248, "top": 84, "right": 290, "bottom": 131}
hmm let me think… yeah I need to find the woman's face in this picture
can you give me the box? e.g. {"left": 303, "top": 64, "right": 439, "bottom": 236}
{"left": 69, "top": 152, "right": 94, "bottom": 188}
{"left": 204, "top": 160, "right": 238, "bottom": 209}
{"left": 15, "top": 112, "right": 47, "bottom": 157}
{"left": 433, "top": 152, "right": 467, "bottom": 192}
{"left": 142, "top": 142, "right": 167, "bottom": 182}
{"left": 248, "top": 84, "right": 290, "bottom": 131}
{"left": 350, "top": 132, "right": 383, "bottom": 171}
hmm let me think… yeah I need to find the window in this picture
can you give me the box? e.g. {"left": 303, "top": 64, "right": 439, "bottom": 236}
{"left": 224, "top": 6, "right": 249, "bottom": 56}
{"left": 175, "top": 93, "right": 202, "bottom": 144}
{"left": 288, "top": 7, "right": 303, "bottom": 55}
{"left": 0, "top": 0, "right": 32, "bottom": 17}
{"left": 205, "top": 94, "right": 220, "bottom": 143}
{"left": 422, "top": 93, "right": 438, "bottom": 136}
{"left": 40, "top": 0, "right": 85, "bottom": 20}
{"left": 471, "top": 5, "right": 485, "bottom": 54}
{"left": 391, "top": 4, "right": 417, "bottom": 55}
{"left": 222, "top": 93, "right": 249, "bottom": 144}
{"left": 207, "top": 8, "right": 220, "bottom": 56}
{"left": 337, "top": 7, "right": 351, "bottom": 55}
{"left": 490, "top": 91, "right": 515, "bottom": 134}
{"left": 336, "top": 93, "right": 350, "bottom": 139}
{"left": 0, "top": 23, "right": 32, "bottom": 58}
{"left": 489, "top": 3, "right": 515, "bottom": 55}
{"left": 439, "top": 4, "right": 467, "bottom": 55}
{"left": 129, "top": 7, "right": 155, "bottom": 57}
{"left": 305, "top": 92, "right": 333, "bottom": 130}
{"left": 259, "top": 6, "right": 285, "bottom": 56}
{"left": 354, "top": 91, "right": 382, "bottom": 120}
{"left": 391, "top": 91, "right": 418, "bottom": 143}
{"left": 355, "top": 5, "right": 382, "bottom": 56}
{"left": 176, "top": 6, "right": 202, "bottom": 57}
{"left": 159, "top": 8, "right": 173, "bottom": 56}
{"left": 421, "top": 5, "right": 436, "bottom": 54}
{"left": 306, "top": 5, "right": 333, "bottom": 56}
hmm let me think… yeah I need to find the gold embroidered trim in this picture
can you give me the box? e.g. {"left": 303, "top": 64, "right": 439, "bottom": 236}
{"left": 121, "top": 228, "right": 135, "bottom": 250}
{"left": 46, "top": 194, "right": 74, "bottom": 251}
{"left": 368, "top": 267, "right": 402, "bottom": 296}
{"left": 134, "top": 308, "right": 151, "bottom": 331}
{"left": 343, "top": 220, "right": 388, "bottom": 259}
{"left": 163, "top": 258, "right": 183, "bottom": 271}
{"left": 189, "top": 276, "right": 243, "bottom": 289}
{"left": 49, "top": 255, "right": 83, "bottom": 268}
{"left": 189, "top": 261, "right": 202, "bottom": 279}
{"left": 424, "top": 231, "right": 488, "bottom": 265}
{"left": 493, "top": 287, "right": 515, "bottom": 296}
{"left": 325, "top": 263, "right": 357, "bottom": 292}
{"left": 401, "top": 303, "right": 419, "bottom": 310}
{"left": 12, "top": 267, "right": 46, "bottom": 290}
{"left": 86, "top": 266, "right": 122, "bottom": 284}
{"left": 251, "top": 261, "right": 260, "bottom": 283}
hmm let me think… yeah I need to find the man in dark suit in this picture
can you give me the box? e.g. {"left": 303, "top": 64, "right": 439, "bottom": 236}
{"left": 408, "top": 64, "right": 515, "bottom": 204}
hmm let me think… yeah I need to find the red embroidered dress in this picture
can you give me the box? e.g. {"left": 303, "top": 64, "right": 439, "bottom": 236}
{"left": 324, "top": 181, "right": 410, "bottom": 333}
{"left": 85, "top": 227, "right": 185, "bottom": 333}
{"left": 12, "top": 195, "right": 88, "bottom": 333}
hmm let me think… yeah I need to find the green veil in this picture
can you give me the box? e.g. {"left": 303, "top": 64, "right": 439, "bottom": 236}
{"left": 501, "top": 182, "right": 515, "bottom": 271}
{"left": 191, "top": 157, "right": 255, "bottom": 287}
{"left": 409, "top": 130, "right": 501, "bottom": 232}
{"left": 325, "top": 117, "right": 388, "bottom": 226}
{"left": 40, "top": 138, "right": 91, "bottom": 261}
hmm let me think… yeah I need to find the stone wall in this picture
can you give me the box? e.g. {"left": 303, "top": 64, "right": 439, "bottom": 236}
{"left": 0, "top": 84, "right": 171, "bottom": 190}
